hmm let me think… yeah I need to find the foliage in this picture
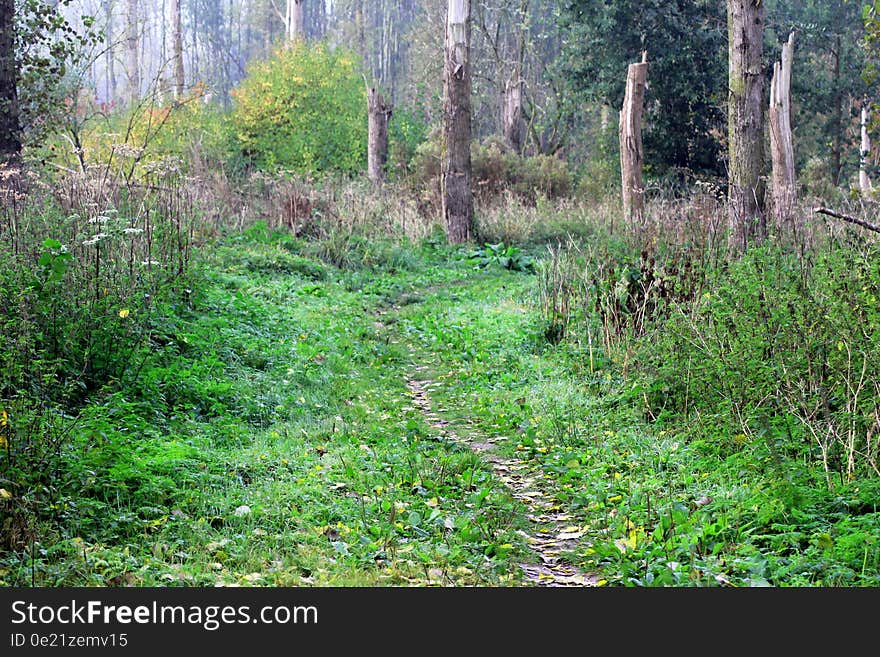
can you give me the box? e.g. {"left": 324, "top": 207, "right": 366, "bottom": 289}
{"left": 231, "top": 41, "right": 367, "bottom": 175}
{"left": 387, "top": 104, "right": 429, "bottom": 179}
{"left": 640, "top": 240, "right": 880, "bottom": 484}
{"left": 560, "top": 0, "right": 727, "bottom": 177}
{"left": 15, "top": 0, "right": 99, "bottom": 149}
{"left": 45, "top": 85, "right": 245, "bottom": 182}
{"left": 408, "top": 136, "right": 573, "bottom": 214}
{"left": 766, "top": 0, "right": 869, "bottom": 187}
{"left": 467, "top": 242, "right": 536, "bottom": 273}
{"left": 0, "top": 168, "right": 195, "bottom": 554}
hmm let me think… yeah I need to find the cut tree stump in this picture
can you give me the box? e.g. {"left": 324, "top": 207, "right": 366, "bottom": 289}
{"left": 619, "top": 51, "right": 648, "bottom": 229}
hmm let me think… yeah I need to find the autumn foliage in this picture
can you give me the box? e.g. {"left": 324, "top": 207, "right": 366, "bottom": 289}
{"left": 231, "top": 42, "right": 367, "bottom": 175}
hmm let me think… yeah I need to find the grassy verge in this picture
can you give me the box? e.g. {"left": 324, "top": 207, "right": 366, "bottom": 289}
{"left": 2, "top": 214, "right": 878, "bottom": 587}
{"left": 1, "top": 224, "right": 527, "bottom": 586}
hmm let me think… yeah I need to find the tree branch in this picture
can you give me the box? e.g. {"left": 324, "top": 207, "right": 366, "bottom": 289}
{"left": 814, "top": 206, "right": 880, "bottom": 234}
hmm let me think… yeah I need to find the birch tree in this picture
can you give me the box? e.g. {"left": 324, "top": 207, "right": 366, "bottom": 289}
{"left": 286, "top": 0, "right": 304, "bottom": 42}
{"left": 126, "top": 0, "right": 139, "bottom": 105}
{"left": 171, "top": 0, "right": 184, "bottom": 98}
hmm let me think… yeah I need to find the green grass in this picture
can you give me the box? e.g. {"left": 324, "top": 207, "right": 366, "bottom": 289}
{"left": 2, "top": 223, "right": 878, "bottom": 587}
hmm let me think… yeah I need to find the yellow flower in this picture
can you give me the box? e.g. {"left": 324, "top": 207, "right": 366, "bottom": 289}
{"left": 118, "top": 308, "right": 130, "bottom": 319}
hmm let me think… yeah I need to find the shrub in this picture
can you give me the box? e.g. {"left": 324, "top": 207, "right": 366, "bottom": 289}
{"left": 407, "top": 135, "right": 573, "bottom": 216}
{"left": 231, "top": 42, "right": 367, "bottom": 175}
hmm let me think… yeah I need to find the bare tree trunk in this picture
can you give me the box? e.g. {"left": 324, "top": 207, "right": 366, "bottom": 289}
{"left": 286, "top": 0, "right": 304, "bottom": 42}
{"left": 104, "top": 0, "right": 117, "bottom": 104}
{"left": 367, "top": 84, "right": 392, "bottom": 185}
{"left": 727, "top": 0, "right": 766, "bottom": 254}
{"left": 442, "top": 0, "right": 474, "bottom": 244}
{"left": 861, "top": 98, "right": 873, "bottom": 195}
{"left": 619, "top": 52, "right": 648, "bottom": 229}
{"left": 830, "top": 36, "right": 843, "bottom": 187}
{"left": 172, "top": 0, "right": 185, "bottom": 98}
{"left": 502, "top": 73, "right": 524, "bottom": 154}
{"left": 769, "top": 32, "right": 796, "bottom": 227}
{"left": 127, "top": 0, "right": 140, "bottom": 105}
{"left": 0, "top": 0, "right": 19, "bottom": 161}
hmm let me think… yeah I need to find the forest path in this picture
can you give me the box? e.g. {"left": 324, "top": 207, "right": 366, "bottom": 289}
{"left": 375, "top": 269, "right": 601, "bottom": 587}
{"left": 405, "top": 368, "right": 600, "bottom": 587}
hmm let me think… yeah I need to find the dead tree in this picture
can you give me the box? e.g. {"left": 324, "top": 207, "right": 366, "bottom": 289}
{"left": 367, "top": 84, "right": 392, "bottom": 185}
{"left": 126, "top": 0, "right": 140, "bottom": 105}
{"left": 171, "top": 0, "right": 185, "bottom": 98}
{"left": 502, "top": 73, "right": 524, "bottom": 154}
{"left": 286, "top": 0, "right": 305, "bottom": 42}
{"left": 727, "top": 0, "right": 766, "bottom": 253}
{"left": 861, "top": 98, "right": 873, "bottom": 196}
{"left": 769, "top": 31, "right": 796, "bottom": 226}
{"left": 442, "top": 0, "right": 474, "bottom": 244}
{"left": 619, "top": 51, "right": 648, "bottom": 229}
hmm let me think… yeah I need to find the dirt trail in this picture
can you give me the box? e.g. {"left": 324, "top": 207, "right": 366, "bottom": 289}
{"left": 407, "top": 367, "right": 601, "bottom": 587}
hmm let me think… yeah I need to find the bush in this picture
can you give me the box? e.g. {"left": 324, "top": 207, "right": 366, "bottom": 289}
{"left": 407, "top": 136, "right": 573, "bottom": 215}
{"left": 231, "top": 42, "right": 367, "bottom": 175}
{"left": 639, "top": 241, "right": 880, "bottom": 482}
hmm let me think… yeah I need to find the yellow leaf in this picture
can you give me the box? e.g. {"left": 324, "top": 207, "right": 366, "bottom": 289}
{"left": 425, "top": 497, "right": 439, "bottom": 508}
{"left": 626, "top": 530, "right": 639, "bottom": 550}
{"left": 118, "top": 308, "right": 130, "bottom": 319}
{"left": 0, "top": 408, "right": 7, "bottom": 426}
{"left": 0, "top": 489, "right": 12, "bottom": 499}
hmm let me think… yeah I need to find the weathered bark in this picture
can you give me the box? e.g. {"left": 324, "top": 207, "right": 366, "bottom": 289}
{"left": 126, "top": 0, "right": 140, "bottom": 105}
{"left": 0, "top": 0, "right": 20, "bottom": 160}
{"left": 727, "top": 0, "right": 766, "bottom": 254}
{"left": 769, "top": 32, "right": 796, "bottom": 225}
{"left": 367, "top": 84, "right": 392, "bottom": 184}
{"left": 619, "top": 52, "right": 648, "bottom": 228}
{"left": 442, "top": 0, "right": 474, "bottom": 245}
{"left": 286, "top": 0, "right": 304, "bottom": 42}
{"left": 171, "top": 0, "right": 185, "bottom": 98}
{"left": 861, "top": 99, "right": 873, "bottom": 195}
{"left": 502, "top": 73, "right": 524, "bottom": 154}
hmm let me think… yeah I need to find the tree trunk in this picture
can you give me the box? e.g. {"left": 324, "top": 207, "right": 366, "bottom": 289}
{"left": 286, "top": 0, "right": 304, "bottom": 42}
{"left": 619, "top": 52, "right": 648, "bottom": 229}
{"left": 727, "top": 0, "right": 766, "bottom": 254}
{"left": 769, "top": 32, "right": 796, "bottom": 226}
{"left": 104, "top": 0, "right": 116, "bottom": 104}
{"left": 0, "top": 0, "right": 20, "bottom": 161}
{"left": 127, "top": 0, "right": 140, "bottom": 106}
{"left": 171, "top": 0, "right": 185, "bottom": 98}
{"left": 442, "top": 0, "right": 474, "bottom": 245}
{"left": 861, "top": 98, "right": 873, "bottom": 195}
{"left": 502, "top": 73, "right": 524, "bottom": 154}
{"left": 367, "top": 84, "right": 392, "bottom": 185}
{"left": 830, "top": 36, "right": 843, "bottom": 187}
